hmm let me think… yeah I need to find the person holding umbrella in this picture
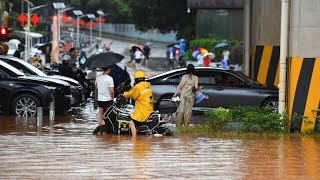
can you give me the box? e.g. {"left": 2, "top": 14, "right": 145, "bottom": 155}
{"left": 93, "top": 66, "right": 115, "bottom": 135}
{"left": 83, "top": 52, "right": 125, "bottom": 135}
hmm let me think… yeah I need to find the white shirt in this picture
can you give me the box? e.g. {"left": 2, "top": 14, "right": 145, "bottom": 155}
{"left": 95, "top": 74, "right": 114, "bottom": 101}
{"left": 134, "top": 50, "right": 143, "bottom": 59}
{"left": 223, "top": 50, "right": 230, "bottom": 60}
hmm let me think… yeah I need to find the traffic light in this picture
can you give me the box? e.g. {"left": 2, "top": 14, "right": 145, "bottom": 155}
{"left": 0, "top": 27, "right": 8, "bottom": 41}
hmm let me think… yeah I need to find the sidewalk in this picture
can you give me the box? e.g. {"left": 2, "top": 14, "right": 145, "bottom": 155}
{"left": 116, "top": 56, "right": 165, "bottom": 84}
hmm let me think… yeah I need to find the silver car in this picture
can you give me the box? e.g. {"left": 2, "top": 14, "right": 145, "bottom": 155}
{"left": 147, "top": 67, "right": 279, "bottom": 112}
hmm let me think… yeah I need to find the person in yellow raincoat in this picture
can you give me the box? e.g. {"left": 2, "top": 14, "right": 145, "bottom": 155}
{"left": 123, "top": 71, "right": 154, "bottom": 137}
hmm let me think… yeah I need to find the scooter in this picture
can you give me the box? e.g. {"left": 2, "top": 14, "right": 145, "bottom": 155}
{"left": 101, "top": 94, "right": 178, "bottom": 136}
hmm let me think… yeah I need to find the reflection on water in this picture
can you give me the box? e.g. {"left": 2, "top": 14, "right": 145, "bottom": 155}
{"left": 1, "top": 102, "right": 320, "bottom": 178}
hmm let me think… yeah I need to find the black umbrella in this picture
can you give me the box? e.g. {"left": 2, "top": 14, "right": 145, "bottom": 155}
{"left": 109, "top": 64, "right": 131, "bottom": 95}
{"left": 84, "top": 52, "right": 125, "bottom": 69}
{"left": 166, "top": 43, "right": 178, "bottom": 48}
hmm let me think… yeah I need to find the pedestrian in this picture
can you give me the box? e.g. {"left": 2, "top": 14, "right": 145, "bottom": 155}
{"left": 168, "top": 47, "right": 175, "bottom": 70}
{"left": 129, "top": 48, "right": 135, "bottom": 65}
{"left": 223, "top": 48, "right": 230, "bottom": 61}
{"left": 220, "top": 58, "right": 229, "bottom": 69}
{"left": 102, "top": 44, "right": 110, "bottom": 52}
{"left": 123, "top": 71, "right": 154, "bottom": 137}
{"left": 59, "top": 55, "right": 75, "bottom": 78}
{"left": 0, "top": 43, "right": 8, "bottom": 55}
{"left": 203, "top": 54, "right": 211, "bottom": 67}
{"left": 79, "top": 48, "right": 87, "bottom": 66}
{"left": 93, "top": 66, "right": 115, "bottom": 135}
{"left": 173, "top": 64, "right": 200, "bottom": 127}
{"left": 44, "top": 46, "right": 51, "bottom": 68}
{"left": 143, "top": 45, "right": 150, "bottom": 66}
{"left": 68, "top": 48, "right": 78, "bottom": 70}
{"left": 196, "top": 54, "right": 203, "bottom": 67}
{"left": 134, "top": 49, "right": 143, "bottom": 70}
{"left": 203, "top": 52, "right": 215, "bottom": 67}
{"left": 58, "top": 44, "right": 68, "bottom": 64}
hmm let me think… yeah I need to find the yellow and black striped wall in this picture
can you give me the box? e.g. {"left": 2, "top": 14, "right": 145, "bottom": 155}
{"left": 250, "top": 45, "right": 280, "bottom": 88}
{"left": 288, "top": 57, "right": 320, "bottom": 132}
{"left": 251, "top": 46, "right": 320, "bottom": 132}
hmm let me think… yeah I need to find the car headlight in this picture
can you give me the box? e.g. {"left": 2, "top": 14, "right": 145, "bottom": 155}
{"left": 45, "top": 85, "right": 57, "bottom": 90}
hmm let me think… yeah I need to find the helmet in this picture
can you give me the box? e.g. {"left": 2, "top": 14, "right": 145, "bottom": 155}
{"left": 134, "top": 71, "right": 145, "bottom": 79}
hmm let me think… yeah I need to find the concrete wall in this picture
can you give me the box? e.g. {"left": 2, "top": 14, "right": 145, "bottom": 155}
{"left": 289, "top": 0, "right": 320, "bottom": 57}
{"left": 250, "top": 0, "right": 281, "bottom": 45}
{"left": 96, "top": 23, "right": 177, "bottom": 43}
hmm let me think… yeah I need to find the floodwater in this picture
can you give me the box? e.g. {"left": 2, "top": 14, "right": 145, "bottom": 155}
{"left": 1, "top": 101, "right": 320, "bottom": 179}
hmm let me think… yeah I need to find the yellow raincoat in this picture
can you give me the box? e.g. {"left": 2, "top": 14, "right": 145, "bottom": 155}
{"left": 123, "top": 81, "right": 154, "bottom": 122}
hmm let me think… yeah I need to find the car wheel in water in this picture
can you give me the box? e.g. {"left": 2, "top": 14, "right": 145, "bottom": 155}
{"left": 262, "top": 98, "right": 278, "bottom": 112}
{"left": 12, "top": 94, "right": 40, "bottom": 117}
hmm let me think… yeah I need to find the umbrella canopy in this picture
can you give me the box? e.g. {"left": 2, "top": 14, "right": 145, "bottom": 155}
{"left": 192, "top": 48, "right": 208, "bottom": 58}
{"left": 84, "top": 52, "right": 124, "bottom": 69}
{"left": 214, "top": 43, "right": 229, "bottom": 49}
{"left": 109, "top": 64, "right": 131, "bottom": 95}
{"left": 166, "top": 43, "right": 178, "bottom": 48}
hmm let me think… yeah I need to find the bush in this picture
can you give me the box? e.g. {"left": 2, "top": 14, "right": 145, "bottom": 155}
{"left": 204, "top": 106, "right": 291, "bottom": 134}
{"left": 204, "top": 107, "right": 232, "bottom": 131}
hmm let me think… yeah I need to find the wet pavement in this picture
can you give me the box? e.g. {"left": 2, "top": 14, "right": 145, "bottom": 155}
{"left": 1, "top": 100, "right": 320, "bottom": 179}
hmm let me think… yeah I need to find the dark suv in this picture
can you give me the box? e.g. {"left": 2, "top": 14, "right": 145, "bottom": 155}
{"left": 0, "top": 60, "right": 72, "bottom": 117}
{"left": 0, "top": 55, "right": 86, "bottom": 106}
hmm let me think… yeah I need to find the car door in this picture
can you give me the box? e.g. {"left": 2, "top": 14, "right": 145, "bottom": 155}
{"left": 193, "top": 70, "right": 217, "bottom": 109}
{"left": 0, "top": 69, "right": 10, "bottom": 112}
{"left": 211, "top": 71, "right": 261, "bottom": 108}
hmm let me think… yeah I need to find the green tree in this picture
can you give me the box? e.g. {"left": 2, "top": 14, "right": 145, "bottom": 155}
{"left": 125, "top": 0, "right": 195, "bottom": 40}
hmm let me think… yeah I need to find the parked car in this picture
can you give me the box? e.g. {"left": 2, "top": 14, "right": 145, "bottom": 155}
{"left": 147, "top": 67, "right": 279, "bottom": 112}
{"left": 0, "top": 60, "right": 72, "bottom": 117}
{"left": 0, "top": 55, "right": 86, "bottom": 106}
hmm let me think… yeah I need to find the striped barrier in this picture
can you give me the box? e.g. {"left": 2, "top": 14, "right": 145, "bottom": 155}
{"left": 288, "top": 57, "right": 320, "bottom": 132}
{"left": 251, "top": 45, "right": 280, "bottom": 88}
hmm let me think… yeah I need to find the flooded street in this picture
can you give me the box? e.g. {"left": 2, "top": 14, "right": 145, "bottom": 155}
{"left": 1, "top": 101, "right": 320, "bottom": 179}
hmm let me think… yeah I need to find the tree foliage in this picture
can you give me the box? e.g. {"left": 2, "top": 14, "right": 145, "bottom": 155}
{"left": 9, "top": 0, "right": 195, "bottom": 39}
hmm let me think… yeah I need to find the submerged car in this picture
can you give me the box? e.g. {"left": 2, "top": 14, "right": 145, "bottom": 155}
{"left": 0, "top": 60, "right": 72, "bottom": 116}
{"left": 147, "top": 67, "right": 279, "bottom": 112}
{"left": 0, "top": 55, "right": 86, "bottom": 106}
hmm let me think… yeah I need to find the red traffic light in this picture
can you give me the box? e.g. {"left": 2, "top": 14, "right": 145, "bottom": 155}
{"left": 0, "top": 27, "right": 8, "bottom": 41}
{"left": 0, "top": 27, "right": 7, "bottom": 35}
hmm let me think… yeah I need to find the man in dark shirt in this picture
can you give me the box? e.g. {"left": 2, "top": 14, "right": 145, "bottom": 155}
{"left": 59, "top": 55, "right": 74, "bottom": 78}
{"left": 68, "top": 48, "right": 78, "bottom": 71}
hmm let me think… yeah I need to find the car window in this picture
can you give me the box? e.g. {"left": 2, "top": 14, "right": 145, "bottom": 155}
{"left": 6, "top": 61, "right": 35, "bottom": 75}
{"left": 195, "top": 71, "right": 216, "bottom": 85}
{"left": 214, "top": 72, "right": 241, "bottom": 87}
{"left": 0, "top": 69, "right": 6, "bottom": 78}
{"left": 165, "top": 74, "right": 183, "bottom": 84}
{"left": 0, "top": 65, "right": 22, "bottom": 77}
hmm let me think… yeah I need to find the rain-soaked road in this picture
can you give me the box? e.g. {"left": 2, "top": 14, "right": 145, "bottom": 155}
{"left": 1, "top": 101, "right": 320, "bottom": 179}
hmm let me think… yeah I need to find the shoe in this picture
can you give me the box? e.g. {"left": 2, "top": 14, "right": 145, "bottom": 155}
{"left": 101, "top": 125, "right": 107, "bottom": 133}
{"left": 93, "top": 125, "right": 102, "bottom": 135}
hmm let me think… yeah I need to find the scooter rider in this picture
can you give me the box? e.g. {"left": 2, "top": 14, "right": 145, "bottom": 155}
{"left": 123, "top": 71, "right": 154, "bottom": 137}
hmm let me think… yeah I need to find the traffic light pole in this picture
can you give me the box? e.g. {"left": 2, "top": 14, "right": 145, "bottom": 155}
{"left": 25, "top": 3, "right": 30, "bottom": 62}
